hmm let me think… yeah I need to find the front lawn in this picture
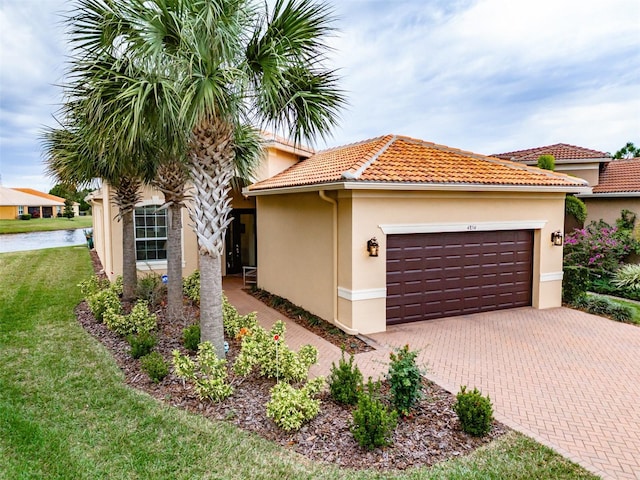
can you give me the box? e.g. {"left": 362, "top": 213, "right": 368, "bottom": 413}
{"left": 0, "top": 215, "right": 92, "bottom": 234}
{"left": 0, "top": 247, "right": 597, "bottom": 479}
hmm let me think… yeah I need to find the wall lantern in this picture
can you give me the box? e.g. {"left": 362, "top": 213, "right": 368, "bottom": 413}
{"left": 367, "top": 237, "right": 379, "bottom": 257}
{"left": 551, "top": 231, "right": 563, "bottom": 246}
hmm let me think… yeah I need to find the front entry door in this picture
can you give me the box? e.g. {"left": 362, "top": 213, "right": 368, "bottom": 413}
{"left": 225, "top": 209, "right": 256, "bottom": 274}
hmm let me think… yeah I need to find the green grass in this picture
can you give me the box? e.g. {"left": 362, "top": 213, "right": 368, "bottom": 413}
{"left": 0, "top": 216, "right": 92, "bottom": 234}
{"left": 605, "top": 297, "right": 640, "bottom": 324}
{"left": 0, "top": 247, "right": 598, "bottom": 480}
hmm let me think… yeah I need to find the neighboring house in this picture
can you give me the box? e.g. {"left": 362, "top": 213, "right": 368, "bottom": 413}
{"left": 0, "top": 186, "right": 66, "bottom": 219}
{"left": 492, "top": 143, "right": 640, "bottom": 226}
{"left": 246, "top": 135, "right": 588, "bottom": 334}
{"left": 89, "top": 134, "right": 313, "bottom": 279}
{"left": 91, "top": 134, "right": 588, "bottom": 334}
{"left": 12, "top": 188, "right": 80, "bottom": 217}
{"left": 578, "top": 157, "right": 640, "bottom": 226}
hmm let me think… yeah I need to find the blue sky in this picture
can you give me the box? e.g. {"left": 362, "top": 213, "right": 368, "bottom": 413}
{"left": 1, "top": 0, "right": 639, "bottom": 192}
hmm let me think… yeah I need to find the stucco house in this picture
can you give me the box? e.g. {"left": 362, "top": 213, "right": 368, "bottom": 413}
{"left": 492, "top": 144, "right": 640, "bottom": 225}
{"left": 0, "top": 186, "right": 69, "bottom": 219}
{"left": 90, "top": 134, "right": 589, "bottom": 334}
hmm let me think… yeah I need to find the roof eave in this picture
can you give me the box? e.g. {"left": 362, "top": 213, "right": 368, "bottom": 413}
{"left": 246, "top": 181, "right": 591, "bottom": 196}
{"left": 578, "top": 191, "right": 640, "bottom": 198}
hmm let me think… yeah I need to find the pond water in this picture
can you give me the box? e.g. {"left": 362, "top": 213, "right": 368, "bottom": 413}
{"left": 0, "top": 229, "right": 89, "bottom": 253}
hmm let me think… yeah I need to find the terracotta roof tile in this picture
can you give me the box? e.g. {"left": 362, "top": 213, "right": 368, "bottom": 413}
{"left": 492, "top": 143, "right": 609, "bottom": 162}
{"left": 249, "top": 135, "right": 587, "bottom": 191}
{"left": 592, "top": 158, "right": 640, "bottom": 193}
{"left": 12, "top": 188, "right": 66, "bottom": 203}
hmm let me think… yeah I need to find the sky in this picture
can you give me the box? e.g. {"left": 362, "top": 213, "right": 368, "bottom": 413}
{"left": 1, "top": 0, "right": 639, "bottom": 193}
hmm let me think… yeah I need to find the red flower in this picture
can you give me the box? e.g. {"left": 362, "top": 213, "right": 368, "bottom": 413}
{"left": 273, "top": 334, "right": 280, "bottom": 342}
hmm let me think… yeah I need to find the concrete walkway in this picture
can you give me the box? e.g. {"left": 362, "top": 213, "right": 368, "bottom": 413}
{"left": 223, "top": 278, "right": 640, "bottom": 479}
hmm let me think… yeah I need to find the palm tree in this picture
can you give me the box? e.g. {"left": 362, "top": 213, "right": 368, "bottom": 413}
{"left": 64, "top": 0, "right": 345, "bottom": 357}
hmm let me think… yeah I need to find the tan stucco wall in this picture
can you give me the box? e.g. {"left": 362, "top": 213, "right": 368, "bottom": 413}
{"left": 253, "top": 147, "right": 300, "bottom": 182}
{"left": 254, "top": 189, "right": 568, "bottom": 334}
{"left": 0, "top": 206, "right": 17, "bottom": 219}
{"left": 555, "top": 165, "right": 600, "bottom": 186}
{"left": 583, "top": 197, "right": 640, "bottom": 226}
{"left": 256, "top": 192, "right": 334, "bottom": 322}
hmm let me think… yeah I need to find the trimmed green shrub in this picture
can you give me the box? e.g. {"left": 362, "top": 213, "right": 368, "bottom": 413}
{"left": 182, "top": 324, "right": 201, "bottom": 352}
{"left": 537, "top": 154, "right": 555, "bottom": 171}
{"left": 233, "top": 320, "right": 318, "bottom": 383}
{"left": 127, "top": 331, "right": 157, "bottom": 359}
{"left": 266, "top": 377, "right": 324, "bottom": 431}
{"left": 87, "top": 287, "right": 121, "bottom": 323}
{"left": 562, "top": 265, "right": 589, "bottom": 303}
{"left": 140, "top": 351, "right": 168, "bottom": 383}
{"left": 387, "top": 344, "right": 422, "bottom": 416}
{"left": 104, "top": 300, "right": 157, "bottom": 336}
{"left": 222, "top": 295, "right": 258, "bottom": 338}
{"left": 136, "top": 273, "right": 166, "bottom": 306}
{"left": 328, "top": 351, "right": 363, "bottom": 405}
{"left": 613, "top": 263, "right": 640, "bottom": 291}
{"left": 172, "top": 342, "right": 233, "bottom": 402}
{"left": 19, "top": 214, "right": 32, "bottom": 220}
{"left": 565, "top": 195, "right": 587, "bottom": 224}
{"left": 572, "top": 295, "right": 633, "bottom": 323}
{"left": 351, "top": 379, "right": 398, "bottom": 450}
{"left": 453, "top": 386, "right": 493, "bottom": 437}
{"left": 183, "top": 270, "right": 200, "bottom": 303}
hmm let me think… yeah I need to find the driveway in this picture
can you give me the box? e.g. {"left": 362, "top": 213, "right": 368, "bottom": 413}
{"left": 367, "top": 307, "right": 640, "bottom": 480}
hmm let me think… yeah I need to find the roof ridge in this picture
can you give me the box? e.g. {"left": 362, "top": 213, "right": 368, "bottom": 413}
{"left": 342, "top": 135, "right": 397, "bottom": 180}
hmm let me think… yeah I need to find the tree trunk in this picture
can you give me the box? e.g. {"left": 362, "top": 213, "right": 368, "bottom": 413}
{"left": 166, "top": 203, "right": 183, "bottom": 322}
{"left": 199, "top": 252, "right": 225, "bottom": 357}
{"left": 121, "top": 209, "right": 137, "bottom": 301}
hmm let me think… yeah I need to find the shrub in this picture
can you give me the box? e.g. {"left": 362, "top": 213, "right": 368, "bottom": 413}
{"left": 233, "top": 320, "right": 318, "bottom": 383}
{"left": 616, "top": 209, "right": 637, "bottom": 231}
{"left": 562, "top": 265, "right": 590, "bottom": 303}
{"left": 78, "top": 275, "right": 110, "bottom": 298}
{"left": 453, "top": 386, "right": 493, "bottom": 437}
{"left": 104, "top": 300, "right": 157, "bottom": 336}
{"left": 536, "top": 154, "right": 555, "bottom": 171}
{"left": 351, "top": 379, "right": 398, "bottom": 450}
{"left": 140, "top": 351, "right": 168, "bottom": 383}
{"left": 86, "top": 287, "right": 121, "bottom": 323}
{"left": 172, "top": 342, "right": 234, "bottom": 402}
{"left": 222, "top": 296, "right": 258, "bottom": 338}
{"left": 572, "top": 295, "right": 634, "bottom": 323}
{"left": 127, "top": 331, "right": 157, "bottom": 359}
{"left": 613, "top": 263, "right": 640, "bottom": 291}
{"left": 136, "top": 273, "right": 166, "bottom": 306}
{"left": 182, "top": 324, "right": 201, "bottom": 352}
{"left": 564, "top": 220, "right": 639, "bottom": 274}
{"left": 387, "top": 344, "right": 422, "bottom": 416}
{"left": 19, "top": 214, "right": 32, "bottom": 220}
{"left": 328, "top": 351, "right": 363, "bottom": 405}
{"left": 265, "top": 377, "right": 324, "bottom": 431}
{"left": 565, "top": 196, "right": 587, "bottom": 224}
{"left": 183, "top": 270, "right": 200, "bottom": 303}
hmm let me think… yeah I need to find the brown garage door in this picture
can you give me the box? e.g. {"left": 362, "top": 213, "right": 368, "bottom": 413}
{"left": 386, "top": 230, "right": 533, "bottom": 324}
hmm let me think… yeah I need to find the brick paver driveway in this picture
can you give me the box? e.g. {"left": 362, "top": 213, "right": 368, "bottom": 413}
{"left": 367, "top": 307, "right": 640, "bottom": 479}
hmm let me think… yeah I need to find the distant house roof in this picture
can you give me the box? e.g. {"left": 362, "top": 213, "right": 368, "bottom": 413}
{"left": 0, "top": 186, "right": 64, "bottom": 206}
{"left": 492, "top": 143, "right": 610, "bottom": 162}
{"left": 262, "top": 131, "right": 315, "bottom": 157}
{"left": 591, "top": 158, "right": 640, "bottom": 194}
{"left": 12, "top": 188, "right": 66, "bottom": 203}
{"left": 248, "top": 135, "right": 588, "bottom": 193}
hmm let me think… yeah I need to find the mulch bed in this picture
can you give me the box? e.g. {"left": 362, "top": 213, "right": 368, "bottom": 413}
{"left": 79, "top": 251, "right": 509, "bottom": 471}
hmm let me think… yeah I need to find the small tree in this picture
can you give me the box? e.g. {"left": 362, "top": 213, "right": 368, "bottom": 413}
{"left": 537, "top": 154, "right": 555, "bottom": 171}
{"left": 613, "top": 141, "right": 640, "bottom": 159}
{"left": 63, "top": 198, "right": 75, "bottom": 218}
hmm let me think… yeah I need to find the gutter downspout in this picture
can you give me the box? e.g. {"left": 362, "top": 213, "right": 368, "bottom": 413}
{"left": 319, "top": 190, "right": 359, "bottom": 335}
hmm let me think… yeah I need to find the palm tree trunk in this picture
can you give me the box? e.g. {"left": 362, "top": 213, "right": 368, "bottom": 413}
{"left": 166, "top": 203, "right": 183, "bottom": 321}
{"left": 121, "top": 209, "right": 137, "bottom": 301}
{"left": 199, "top": 252, "right": 225, "bottom": 357}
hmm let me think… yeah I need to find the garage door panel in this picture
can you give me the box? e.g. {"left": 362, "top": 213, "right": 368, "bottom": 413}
{"left": 386, "top": 230, "right": 533, "bottom": 324}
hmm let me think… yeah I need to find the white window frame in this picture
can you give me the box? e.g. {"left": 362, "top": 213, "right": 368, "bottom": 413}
{"left": 134, "top": 205, "right": 168, "bottom": 262}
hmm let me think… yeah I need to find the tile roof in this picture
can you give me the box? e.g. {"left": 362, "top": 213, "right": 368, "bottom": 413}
{"left": 592, "top": 158, "right": 640, "bottom": 193}
{"left": 12, "top": 188, "right": 66, "bottom": 203}
{"left": 249, "top": 135, "right": 588, "bottom": 191}
{"left": 0, "top": 186, "right": 64, "bottom": 206}
{"left": 492, "top": 143, "right": 609, "bottom": 162}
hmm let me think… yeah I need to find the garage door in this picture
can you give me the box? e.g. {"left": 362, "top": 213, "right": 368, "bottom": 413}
{"left": 386, "top": 230, "right": 533, "bottom": 324}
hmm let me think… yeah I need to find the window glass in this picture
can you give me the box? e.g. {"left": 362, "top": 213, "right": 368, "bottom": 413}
{"left": 134, "top": 205, "right": 167, "bottom": 261}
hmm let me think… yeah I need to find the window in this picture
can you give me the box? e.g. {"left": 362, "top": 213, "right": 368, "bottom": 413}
{"left": 134, "top": 205, "right": 167, "bottom": 261}
{"left": 18, "top": 206, "right": 24, "bottom": 215}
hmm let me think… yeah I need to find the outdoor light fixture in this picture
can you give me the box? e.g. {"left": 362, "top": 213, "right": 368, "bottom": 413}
{"left": 367, "top": 237, "right": 379, "bottom": 257}
{"left": 551, "top": 231, "right": 563, "bottom": 246}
